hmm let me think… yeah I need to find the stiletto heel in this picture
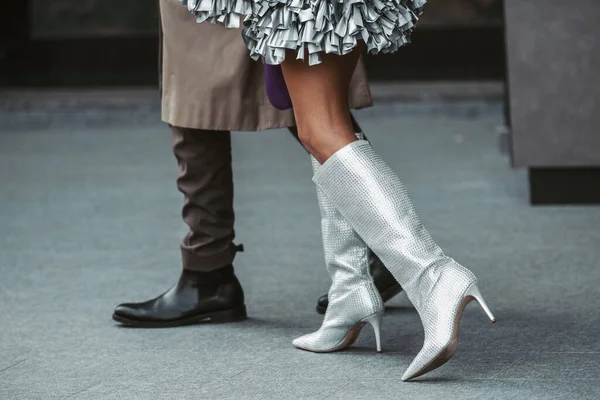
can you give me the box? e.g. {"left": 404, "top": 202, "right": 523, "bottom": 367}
{"left": 363, "top": 312, "right": 383, "bottom": 352}
{"left": 464, "top": 283, "right": 496, "bottom": 323}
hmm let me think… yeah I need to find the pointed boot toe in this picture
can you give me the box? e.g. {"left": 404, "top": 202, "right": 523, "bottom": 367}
{"left": 292, "top": 329, "right": 347, "bottom": 353}
{"left": 292, "top": 334, "right": 313, "bottom": 350}
{"left": 113, "top": 303, "right": 139, "bottom": 319}
{"left": 401, "top": 341, "right": 456, "bottom": 381}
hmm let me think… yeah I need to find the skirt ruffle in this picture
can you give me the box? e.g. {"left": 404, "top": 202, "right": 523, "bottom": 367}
{"left": 181, "top": 0, "right": 426, "bottom": 65}
{"left": 180, "top": 0, "right": 253, "bottom": 28}
{"left": 246, "top": 0, "right": 426, "bottom": 65}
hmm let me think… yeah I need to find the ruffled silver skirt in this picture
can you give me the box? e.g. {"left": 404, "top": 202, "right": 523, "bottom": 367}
{"left": 182, "top": 0, "right": 253, "bottom": 28}
{"left": 181, "top": 0, "right": 426, "bottom": 66}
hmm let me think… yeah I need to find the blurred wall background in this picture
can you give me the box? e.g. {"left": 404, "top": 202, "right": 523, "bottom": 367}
{"left": 1, "top": 0, "right": 505, "bottom": 86}
{"left": 29, "top": 0, "right": 159, "bottom": 39}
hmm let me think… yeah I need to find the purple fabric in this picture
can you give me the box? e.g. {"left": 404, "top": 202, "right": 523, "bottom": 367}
{"left": 264, "top": 64, "right": 292, "bottom": 110}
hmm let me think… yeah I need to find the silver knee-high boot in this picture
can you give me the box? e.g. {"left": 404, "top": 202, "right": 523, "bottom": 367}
{"left": 312, "top": 140, "right": 495, "bottom": 381}
{"left": 292, "top": 136, "right": 384, "bottom": 353}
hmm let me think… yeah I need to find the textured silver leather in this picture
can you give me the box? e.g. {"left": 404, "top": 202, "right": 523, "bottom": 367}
{"left": 313, "top": 140, "right": 484, "bottom": 379}
{"left": 293, "top": 135, "right": 384, "bottom": 352}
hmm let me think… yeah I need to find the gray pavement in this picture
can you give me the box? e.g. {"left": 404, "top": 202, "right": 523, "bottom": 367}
{"left": 1, "top": 101, "right": 599, "bottom": 399}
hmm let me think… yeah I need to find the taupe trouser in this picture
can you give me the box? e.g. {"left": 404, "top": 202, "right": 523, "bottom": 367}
{"left": 171, "top": 117, "right": 363, "bottom": 272}
{"left": 171, "top": 126, "right": 238, "bottom": 271}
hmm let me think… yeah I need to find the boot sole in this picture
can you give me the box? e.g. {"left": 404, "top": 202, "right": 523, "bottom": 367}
{"left": 316, "top": 284, "right": 402, "bottom": 315}
{"left": 112, "top": 305, "right": 247, "bottom": 328}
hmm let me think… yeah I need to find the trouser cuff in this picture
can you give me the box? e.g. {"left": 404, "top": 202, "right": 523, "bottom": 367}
{"left": 181, "top": 243, "right": 243, "bottom": 272}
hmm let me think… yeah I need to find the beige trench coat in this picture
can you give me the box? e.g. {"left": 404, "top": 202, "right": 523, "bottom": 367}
{"left": 159, "top": 0, "right": 373, "bottom": 131}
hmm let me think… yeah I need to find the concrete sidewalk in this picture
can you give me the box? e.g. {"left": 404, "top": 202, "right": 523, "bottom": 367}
{"left": 1, "top": 101, "right": 599, "bottom": 399}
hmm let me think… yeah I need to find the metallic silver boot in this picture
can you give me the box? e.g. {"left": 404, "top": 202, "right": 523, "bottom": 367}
{"left": 292, "top": 136, "right": 384, "bottom": 353}
{"left": 312, "top": 140, "right": 495, "bottom": 380}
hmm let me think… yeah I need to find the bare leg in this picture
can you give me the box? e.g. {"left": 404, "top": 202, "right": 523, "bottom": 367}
{"left": 287, "top": 114, "right": 364, "bottom": 151}
{"left": 283, "top": 46, "right": 389, "bottom": 354}
{"left": 281, "top": 45, "right": 364, "bottom": 163}
{"left": 281, "top": 48, "right": 495, "bottom": 380}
